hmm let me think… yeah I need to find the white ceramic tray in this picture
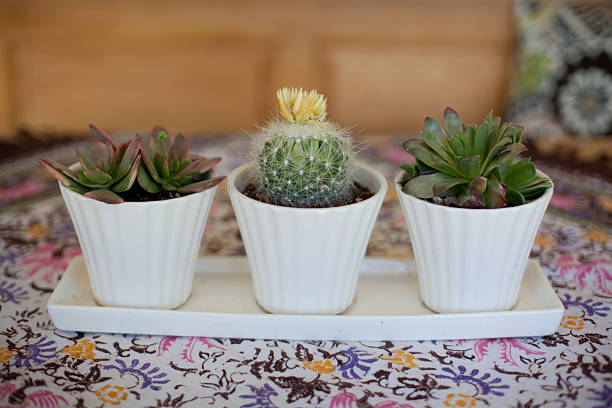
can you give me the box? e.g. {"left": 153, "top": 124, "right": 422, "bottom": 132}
{"left": 47, "top": 256, "right": 564, "bottom": 341}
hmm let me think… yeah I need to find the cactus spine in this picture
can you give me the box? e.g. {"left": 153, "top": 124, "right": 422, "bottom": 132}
{"left": 254, "top": 88, "right": 355, "bottom": 208}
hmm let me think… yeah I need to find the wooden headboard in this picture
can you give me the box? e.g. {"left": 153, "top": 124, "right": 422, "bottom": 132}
{"left": 0, "top": 0, "right": 515, "bottom": 138}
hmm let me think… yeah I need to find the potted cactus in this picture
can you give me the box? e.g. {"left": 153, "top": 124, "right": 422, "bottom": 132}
{"left": 396, "top": 108, "right": 553, "bottom": 313}
{"left": 228, "top": 88, "right": 387, "bottom": 314}
{"left": 40, "top": 125, "right": 224, "bottom": 309}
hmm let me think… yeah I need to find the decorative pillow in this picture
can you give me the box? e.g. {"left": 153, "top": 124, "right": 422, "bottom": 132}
{"left": 506, "top": 1, "right": 612, "bottom": 138}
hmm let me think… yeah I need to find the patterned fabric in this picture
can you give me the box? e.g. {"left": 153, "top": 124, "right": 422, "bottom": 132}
{"left": 507, "top": 1, "right": 612, "bottom": 138}
{"left": 1, "top": 134, "right": 611, "bottom": 407}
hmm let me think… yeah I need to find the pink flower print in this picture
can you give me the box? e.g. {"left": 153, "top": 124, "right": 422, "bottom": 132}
{"left": 383, "top": 147, "right": 414, "bottom": 164}
{"left": 330, "top": 392, "right": 356, "bottom": 408}
{"left": 374, "top": 402, "right": 415, "bottom": 408}
{"left": 0, "top": 382, "right": 69, "bottom": 408}
{"left": 329, "top": 392, "right": 415, "bottom": 408}
{"left": 0, "top": 180, "right": 45, "bottom": 202}
{"left": 157, "top": 336, "right": 225, "bottom": 362}
{"left": 556, "top": 254, "right": 612, "bottom": 296}
{"left": 18, "top": 244, "right": 81, "bottom": 284}
{"left": 473, "top": 338, "right": 545, "bottom": 366}
{"left": 550, "top": 193, "right": 577, "bottom": 210}
{"left": 157, "top": 336, "right": 177, "bottom": 356}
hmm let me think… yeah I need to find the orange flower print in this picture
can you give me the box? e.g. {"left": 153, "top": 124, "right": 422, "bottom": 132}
{"left": 582, "top": 230, "right": 610, "bottom": 244}
{"left": 96, "top": 384, "right": 128, "bottom": 405}
{"left": 0, "top": 347, "right": 14, "bottom": 364}
{"left": 302, "top": 359, "right": 334, "bottom": 374}
{"left": 61, "top": 339, "right": 95, "bottom": 359}
{"left": 598, "top": 195, "right": 612, "bottom": 212}
{"left": 381, "top": 350, "right": 419, "bottom": 368}
{"left": 443, "top": 393, "right": 477, "bottom": 407}
{"left": 561, "top": 315, "right": 585, "bottom": 331}
{"left": 534, "top": 234, "right": 553, "bottom": 247}
{"left": 27, "top": 223, "right": 49, "bottom": 238}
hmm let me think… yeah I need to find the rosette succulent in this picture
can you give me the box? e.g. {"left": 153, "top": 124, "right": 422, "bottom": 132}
{"left": 253, "top": 87, "right": 355, "bottom": 208}
{"left": 137, "top": 126, "right": 225, "bottom": 195}
{"left": 40, "top": 124, "right": 140, "bottom": 204}
{"left": 40, "top": 125, "right": 225, "bottom": 204}
{"left": 399, "top": 108, "right": 552, "bottom": 208}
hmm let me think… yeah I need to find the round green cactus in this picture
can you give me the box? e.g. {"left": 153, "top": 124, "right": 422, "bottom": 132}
{"left": 253, "top": 88, "right": 355, "bottom": 208}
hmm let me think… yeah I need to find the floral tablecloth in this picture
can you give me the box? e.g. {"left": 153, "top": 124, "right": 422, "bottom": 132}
{"left": 1, "top": 134, "right": 611, "bottom": 408}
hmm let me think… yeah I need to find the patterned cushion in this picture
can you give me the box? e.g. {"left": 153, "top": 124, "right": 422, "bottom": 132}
{"left": 506, "top": 1, "right": 612, "bottom": 138}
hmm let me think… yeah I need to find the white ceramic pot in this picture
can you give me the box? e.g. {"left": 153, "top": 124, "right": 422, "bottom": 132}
{"left": 395, "top": 172, "right": 553, "bottom": 313}
{"left": 59, "top": 182, "right": 219, "bottom": 309}
{"left": 228, "top": 161, "right": 387, "bottom": 314}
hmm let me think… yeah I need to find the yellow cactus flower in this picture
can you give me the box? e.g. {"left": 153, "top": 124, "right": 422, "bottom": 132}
{"left": 276, "top": 87, "right": 327, "bottom": 123}
{"left": 61, "top": 339, "right": 96, "bottom": 359}
{"left": 302, "top": 359, "right": 334, "bottom": 374}
{"left": 0, "top": 347, "right": 14, "bottom": 364}
{"left": 381, "top": 350, "right": 419, "bottom": 368}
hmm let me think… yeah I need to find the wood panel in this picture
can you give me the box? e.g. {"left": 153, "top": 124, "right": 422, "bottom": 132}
{"left": 0, "top": 0, "right": 515, "bottom": 138}
{"left": 13, "top": 39, "right": 269, "bottom": 133}
{"left": 325, "top": 43, "right": 511, "bottom": 131}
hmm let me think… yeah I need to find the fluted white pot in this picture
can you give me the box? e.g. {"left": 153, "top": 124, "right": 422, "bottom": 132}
{"left": 59, "top": 182, "right": 219, "bottom": 309}
{"left": 228, "top": 161, "right": 387, "bottom": 314}
{"left": 395, "top": 172, "right": 553, "bottom": 313}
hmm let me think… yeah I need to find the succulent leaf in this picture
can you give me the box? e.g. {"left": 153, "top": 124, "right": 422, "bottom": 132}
{"left": 169, "top": 133, "right": 188, "bottom": 160}
{"left": 137, "top": 165, "right": 162, "bottom": 193}
{"left": 501, "top": 158, "right": 536, "bottom": 187}
{"left": 403, "top": 139, "right": 462, "bottom": 177}
{"left": 443, "top": 107, "right": 462, "bottom": 137}
{"left": 403, "top": 172, "right": 467, "bottom": 198}
{"left": 115, "top": 136, "right": 140, "bottom": 181}
{"left": 111, "top": 156, "right": 140, "bottom": 193}
{"left": 39, "top": 159, "right": 88, "bottom": 194}
{"left": 459, "top": 155, "right": 480, "bottom": 179}
{"left": 484, "top": 176, "right": 506, "bottom": 209}
{"left": 176, "top": 176, "right": 226, "bottom": 193}
{"left": 89, "top": 124, "right": 116, "bottom": 150}
{"left": 84, "top": 189, "right": 124, "bottom": 204}
{"left": 82, "top": 170, "right": 113, "bottom": 186}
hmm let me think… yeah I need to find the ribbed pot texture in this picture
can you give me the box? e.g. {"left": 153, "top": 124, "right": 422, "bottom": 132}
{"left": 228, "top": 161, "right": 387, "bottom": 314}
{"left": 395, "top": 172, "right": 553, "bottom": 313}
{"left": 59, "top": 183, "right": 218, "bottom": 309}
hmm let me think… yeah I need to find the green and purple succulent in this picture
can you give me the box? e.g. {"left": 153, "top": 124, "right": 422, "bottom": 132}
{"left": 399, "top": 108, "right": 552, "bottom": 208}
{"left": 40, "top": 125, "right": 224, "bottom": 204}
{"left": 137, "top": 126, "right": 225, "bottom": 196}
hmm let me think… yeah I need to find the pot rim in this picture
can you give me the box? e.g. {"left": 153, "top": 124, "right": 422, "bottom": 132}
{"left": 228, "top": 160, "right": 388, "bottom": 212}
{"left": 394, "top": 169, "right": 553, "bottom": 214}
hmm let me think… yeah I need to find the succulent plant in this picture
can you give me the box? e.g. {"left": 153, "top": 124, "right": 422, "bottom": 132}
{"left": 40, "top": 124, "right": 140, "bottom": 204}
{"left": 399, "top": 108, "right": 552, "bottom": 208}
{"left": 254, "top": 87, "right": 355, "bottom": 208}
{"left": 137, "top": 126, "right": 225, "bottom": 195}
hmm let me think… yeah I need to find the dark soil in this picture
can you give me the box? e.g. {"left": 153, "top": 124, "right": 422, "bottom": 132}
{"left": 119, "top": 183, "right": 181, "bottom": 202}
{"left": 242, "top": 183, "right": 374, "bottom": 208}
